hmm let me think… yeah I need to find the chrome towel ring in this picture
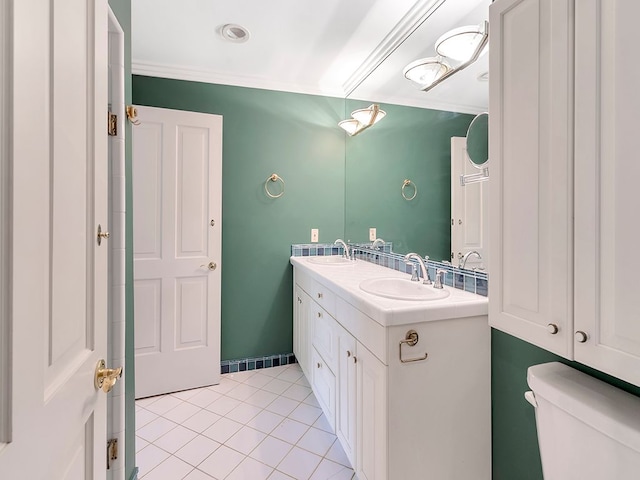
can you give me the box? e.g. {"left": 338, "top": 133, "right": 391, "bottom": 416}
{"left": 401, "top": 179, "right": 417, "bottom": 201}
{"left": 264, "top": 173, "right": 285, "bottom": 198}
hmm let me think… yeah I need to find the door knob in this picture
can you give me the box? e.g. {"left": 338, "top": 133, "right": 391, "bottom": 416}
{"left": 97, "top": 224, "right": 110, "bottom": 246}
{"left": 95, "top": 359, "right": 123, "bottom": 393}
{"left": 200, "top": 261, "right": 217, "bottom": 271}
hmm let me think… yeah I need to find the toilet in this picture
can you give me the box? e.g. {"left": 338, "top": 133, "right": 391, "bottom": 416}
{"left": 525, "top": 362, "right": 640, "bottom": 480}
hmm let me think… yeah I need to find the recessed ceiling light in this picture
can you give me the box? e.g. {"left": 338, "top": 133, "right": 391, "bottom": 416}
{"left": 220, "top": 24, "right": 250, "bottom": 43}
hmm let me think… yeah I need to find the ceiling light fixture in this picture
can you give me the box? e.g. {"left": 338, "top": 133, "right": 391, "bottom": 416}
{"left": 338, "top": 104, "right": 386, "bottom": 136}
{"left": 403, "top": 21, "right": 488, "bottom": 93}
{"left": 220, "top": 24, "right": 251, "bottom": 43}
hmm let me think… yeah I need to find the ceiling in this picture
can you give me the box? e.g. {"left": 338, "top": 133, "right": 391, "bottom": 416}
{"left": 132, "top": 0, "right": 489, "bottom": 114}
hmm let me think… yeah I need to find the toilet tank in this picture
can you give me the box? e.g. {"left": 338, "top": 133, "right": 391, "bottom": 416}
{"left": 526, "top": 362, "right": 640, "bottom": 480}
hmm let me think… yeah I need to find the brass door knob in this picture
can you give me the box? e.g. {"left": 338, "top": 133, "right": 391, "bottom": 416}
{"left": 97, "top": 224, "right": 110, "bottom": 246}
{"left": 95, "top": 359, "right": 123, "bottom": 393}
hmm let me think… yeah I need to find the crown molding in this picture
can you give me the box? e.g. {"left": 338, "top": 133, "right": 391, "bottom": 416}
{"left": 342, "top": 0, "right": 448, "bottom": 96}
{"left": 132, "top": 61, "right": 347, "bottom": 99}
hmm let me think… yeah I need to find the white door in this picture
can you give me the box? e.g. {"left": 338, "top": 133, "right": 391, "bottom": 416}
{"left": 132, "top": 106, "right": 222, "bottom": 398}
{"left": 450, "top": 136, "right": 487, "bottom": 269}
{"left": 0, "top": 1, "right": 110, "bottom": 479}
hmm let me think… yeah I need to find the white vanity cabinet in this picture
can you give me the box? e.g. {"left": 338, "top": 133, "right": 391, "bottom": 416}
{"left": 489, "top": 0, "right": 640, "bottom": 386}
{"left": 291, "top": 259, "right": 491, "bottom": 479}
{"left": 293, "top": 284, "right": 311, "bottom": 378}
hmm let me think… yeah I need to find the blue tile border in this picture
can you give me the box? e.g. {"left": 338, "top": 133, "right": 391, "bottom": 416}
{"left": 291, "top": 243, "right": 488, "bottom": 297}
{"left": 221, "top": 353, "right": 297, "bottom": 375}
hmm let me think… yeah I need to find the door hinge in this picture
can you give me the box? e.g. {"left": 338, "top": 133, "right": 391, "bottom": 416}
{"left": 108, "top": 112, "right": 118, "bottom": 137}
{"left": 107, "top": 438, "right": 118, "bottom": 470}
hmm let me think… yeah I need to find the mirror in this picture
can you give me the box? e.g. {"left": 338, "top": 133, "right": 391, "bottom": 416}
{"left": 344, "top": 0, "right": 490, "bottom": 262}
{"left": 466, "top": 112, "right": 489, "bottom": 167}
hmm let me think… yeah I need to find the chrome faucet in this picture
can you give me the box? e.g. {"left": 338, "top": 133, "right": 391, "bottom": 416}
{"left": 434, "top": 269, "right": 447, "bottom": 289}
{"left": 459, "top": 250, "right": 482, "bottom": 270}
{"left": 371, "top": 238, "right": 386, "bottom": 250}
{"left": 404, "top": 253, "right": 432, "bottom": 285}
{"left": 334, "top": 238, "right": 351, "bottom": 260}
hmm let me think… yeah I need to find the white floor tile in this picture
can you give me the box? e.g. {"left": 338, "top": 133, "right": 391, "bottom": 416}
{"left": 208, "top": 377, "right": 239, "bottom": 394}
{"left": 277, "top": 368, "right": 304, "bottom": 383}
{"left": 246, "top": 410, "right": 285, "bottom": 434}
{"left": 270, "top": 418, "right": 309, "bottom": 445}
{"left": 144, "top": 395, "right": 184, "bottom": 416}
{"left": 135, "top": 436, "right": 149, "bottom": 453}
{"left": 245, "top": 389, "right": 279, "bottom": 408}
{"left": 171, "top": 387, "right": 203, "bottom": 401}
{"left": 137, "top": 417, "right": 178, "bottom": 443}
{"left": 226, "top": 370, "right": 257, "bottom": 383}
{"left": 288, "top": 403, "right": 322, "bottom": 426}
{"left": 154, "top": 425, "right": 198, "bottom": 454}
{"left": 187, "top": 389, "right": 222, "bottom": 408}
{"left": 277, "top": 446, "right": 323, "bottom": 480}
{"left": 297, "top": 427, "right": 337, "bottom": 457}
{"left": 249, "top": 436, "right": 293, "bottom": 468}
{"left": 260, "top": 366, "right": 287, "bottom": 377}
{"left": 136, "top": 444, "right": 170, "bottom": 478}
{"left": 135, "top": 408, "right": 159, "bottom": 430}
{"left": 268, "top": 471, "right": 295, "bottom": 480}
{"left": 175, "top": 435, "right": 221, "bottom": 467}
{"left": 312, "top": 413, "right": 333, "bottom": 434}
{"left": 225, "top": 425, "right": 267, "bottom": 455}
{"left": 225, "top": 402, "right": 263, "bottom": 424}
{"left": 265, "top": 396, "right": 300, "bottom": 417}
{"left": 309, "top": 458, "right": 354, "bottom": 480}
{"left": 295, "top": 375, "right": 311, "bottom": 388}
{"left": 325, "top": 440, "right": 351, "bottom": 468}
{"left": 303, "top": 392, "right": 321, "bottom": 408}
{"left": 282, "top": 384, "right": 312, "bottom": 402}
{"left": 202, "top": 417, "right": 243, "bottom": 443}
{"left": 143, "top": 455, "right": 193, "bottom": 480}
{"left": 181, "top": 409, "right": 221, "bottom": 434}
{"left": 163, "top": 401, "right": 202, "bottom": 424}
{"left": 136, "top": 396, "right": 162, "bottom": 409}
{"left": 243, "top": 373, "right": 274, "bottom": 389}
{"left": 263, "top": 378, "right": 293, "bottom": 395}
{"left": 198, "top": 445, "right": 245, "bottom": 480}
{"left": 182, "top": 469, "right": 216, "bottom": 480}
{"left": 226, "top": 383, "right": 260, "bottom": 401}
{"left": 226, "top": 456, "right": 274, "bottom": 480}
{"left": 205, "top": 395, "right": 242, "bottom": 416}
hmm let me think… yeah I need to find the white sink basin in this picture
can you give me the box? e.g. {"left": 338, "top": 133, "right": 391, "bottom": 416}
{"left": 307, "top": 256, "right": 352, "bottom": 265}
{"left": 359, "top": 277, "right": 450, "bottom": 301}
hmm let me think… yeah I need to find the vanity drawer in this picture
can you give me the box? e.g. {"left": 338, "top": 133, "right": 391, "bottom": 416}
{"left": 336, "top": 297, "right": 387, "bottom": 365}
{"left": 311, "top": 347, "right": 336, "bottom": 431}
{"left": 311, "top": 304, "right": 338, "bottom": 373}
{"left": 297, "top": 274, "right": 337, "bottom": 318}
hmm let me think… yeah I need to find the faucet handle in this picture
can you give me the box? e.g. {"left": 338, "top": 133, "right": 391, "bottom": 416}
{"left": 407, "top": 262, "right": 420, "bottom": 282}
{"left": 434, "top": 269, "right": 446, "bottom": 289}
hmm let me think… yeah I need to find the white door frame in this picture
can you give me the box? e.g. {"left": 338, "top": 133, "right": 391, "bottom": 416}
{"left": 107, "top": 8, "right": 127, "bottom": 480}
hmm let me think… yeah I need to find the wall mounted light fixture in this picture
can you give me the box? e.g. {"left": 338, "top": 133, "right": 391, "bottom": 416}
{"left": 339, "top": 104, "right": 386, "bottom": 136}
{"left": 403, "top": 21, "right": 488, "bottom": 93}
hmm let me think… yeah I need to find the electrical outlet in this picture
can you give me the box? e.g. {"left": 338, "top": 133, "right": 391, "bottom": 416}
{"left": 369, "top": 227, "right": 376, "bottom": 241}
{"left": 311, "top": 228, "right": 319, "bottom": 242}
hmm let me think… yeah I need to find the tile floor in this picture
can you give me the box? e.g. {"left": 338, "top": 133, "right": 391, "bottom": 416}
{"left": 135, "top": 363, "right": 356, "bottom": 480}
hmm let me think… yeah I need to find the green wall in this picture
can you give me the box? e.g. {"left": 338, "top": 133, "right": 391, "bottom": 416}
{"left": 345, "top": 100, "right": 473, "bottom": 259}
{"left": 492, "top": 329, "right": 640, "bottom": 479}
{"left": 132, "top": 76, "right": 345, "bottom": 360}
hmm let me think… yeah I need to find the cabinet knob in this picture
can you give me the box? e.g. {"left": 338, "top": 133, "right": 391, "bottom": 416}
{"left": 575, "top": 331, "right": 589, "bottom": 343}
{"left": 317, "top": 292, "right": 323, "bottom": 299}
{"left": 297, "top": 297, "right": 302, "bottom": 304}
{"left": 346, "top": 350, "right": 351, "bottom": 357}
{"left": 317, "top": 312, "right": 322, "bottom": 318}
{"left": 353, "top": 356, "right": 357, "bottom": 364}
{"left": 317, "top": 362, "right": 322, "bottom": 369}
{"left": 547, "top": 323, "right": 559, "bottom": 335}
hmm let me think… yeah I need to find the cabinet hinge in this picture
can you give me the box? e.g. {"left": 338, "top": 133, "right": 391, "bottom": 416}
{"left": 108, "top": 112, "right": 118, "bottom": 137}
{"left": 107, "top": 438, "right": 118, "bottom": 470}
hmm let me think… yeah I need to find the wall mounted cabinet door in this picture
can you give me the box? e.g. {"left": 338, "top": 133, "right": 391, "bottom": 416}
{"left": 573, "top": 0, "right": 640, "bottom": 386}
{"left": 489, "top": 0, "right": 574, "bottom": 358}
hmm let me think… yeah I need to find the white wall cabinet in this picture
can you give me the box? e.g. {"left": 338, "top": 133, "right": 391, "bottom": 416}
{"left": 489, "top": 0, "right": 640, "bottom": 386}
{"left": 293, "top": 264, "right": 490, "bottom": 479}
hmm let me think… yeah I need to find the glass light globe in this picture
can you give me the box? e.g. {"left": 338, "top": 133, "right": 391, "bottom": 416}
{"left": 352, "top": 105, "right": 386, "bottom": 126}
{"left": 403, "top": 58, "right": 451, "bottom": 88}
{"left": 435, "top": 25, "right": 485, "bottom": 62}
{"left": 338, "top": 119, "right": 363, "bottom": 136}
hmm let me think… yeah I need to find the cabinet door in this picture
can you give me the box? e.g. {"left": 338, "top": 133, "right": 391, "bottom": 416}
{"left": 336, "top": 324, "right": 357, "bottom": 467}
{"left": 311, "top": 347, "right": 336, "bottom": 430}
{"left": 574, "top": 0, "right": 640, "bottom": 386}
{"left": 489, "top": 0, "right": 574, "bottom": 357}
{"left": 356, "top": 343, "right": 387, "bottom": 480}
{"left": 294, "top": 286, "right": 311, "bottom": 377}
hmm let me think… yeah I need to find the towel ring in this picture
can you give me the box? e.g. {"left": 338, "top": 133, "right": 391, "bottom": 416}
{"left": 401, "top": 179, "right": 417, "bottom": 201}
{"left": 264, "top": 174, "right": 285, "bottom": 198}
